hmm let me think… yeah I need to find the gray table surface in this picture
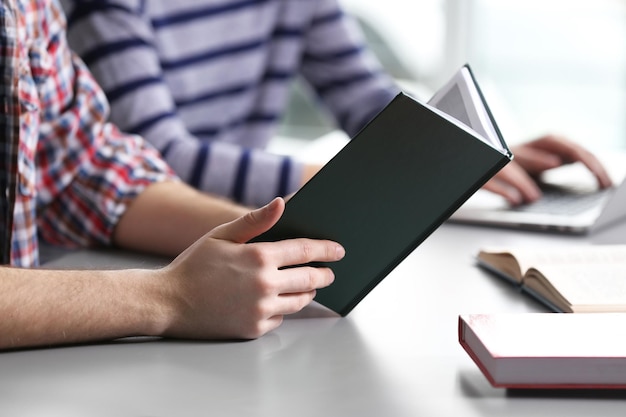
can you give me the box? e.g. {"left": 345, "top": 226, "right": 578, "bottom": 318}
{"left": 2, "top": 220, "right": 626, "bottom": 416}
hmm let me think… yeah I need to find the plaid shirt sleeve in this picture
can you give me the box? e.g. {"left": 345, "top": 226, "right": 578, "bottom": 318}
{"left": 9, "top": 0, "right": 176, "bottom": 266}
{"left": 0, "top": 3, "right": 20, "bottom": 265}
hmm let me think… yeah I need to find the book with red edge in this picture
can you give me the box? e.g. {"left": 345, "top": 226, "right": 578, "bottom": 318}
{"left": 459, "top": 313, "right": 626, "bottom": 389}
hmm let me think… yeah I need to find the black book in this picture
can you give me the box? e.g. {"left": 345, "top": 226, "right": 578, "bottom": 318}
{"left": 253, "top": 65, "right": 512, "bottom": 315}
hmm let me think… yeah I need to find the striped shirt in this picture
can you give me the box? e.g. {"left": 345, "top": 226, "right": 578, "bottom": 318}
{"left": 0, "top": 0, "right": 175, "bottom": 267}
{"left": 60, "top": 0, "right": 400, "bottom": 207}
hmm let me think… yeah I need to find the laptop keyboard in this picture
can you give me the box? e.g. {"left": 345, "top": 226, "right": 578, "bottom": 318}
{"left": 511, "top": 185, "right": 611, "bottom": 215}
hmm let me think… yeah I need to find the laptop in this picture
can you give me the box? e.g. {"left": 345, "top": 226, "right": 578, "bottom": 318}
{"left": 448, "top": 154, "right": 626, "bottom": 234}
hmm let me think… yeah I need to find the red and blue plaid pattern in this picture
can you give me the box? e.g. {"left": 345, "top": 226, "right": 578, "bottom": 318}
{"left": 1, "top": 0, "right": 176, "bottom": 266}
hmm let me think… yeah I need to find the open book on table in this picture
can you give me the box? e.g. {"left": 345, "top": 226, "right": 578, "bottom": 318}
{"left": 459, "top": 313, "right": 626, "bottom": 389}
{"left": 252, "top": 64, "right": 512, "bottom": 316}
{"left": 477, "top": 245, "right": 626, "bottom": 313}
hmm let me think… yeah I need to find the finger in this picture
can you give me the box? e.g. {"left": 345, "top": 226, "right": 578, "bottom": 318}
{"left": 278, "top": 266, "right": 336, "bottom": 294}
{"left": 565, "top": 149, "right": 613, "bottom": 189}
{"left": 486, "top": 163, "right": 542, "bottom": 204}
{"left": 582, "top": 157, "right": 613, "bottom": 189}
{"left": 256, "top": 315, "right": 285, "bottom": 338}
{"left": 264, "top": 315, "right": 285, "bottom": 333}
{"left": 519, "top": 136, "right": 612, "bottom": 187}
{"left": 210, "top": 197, "right": 285, "bottom": 243}
{"left": 246, "top": 294, "right": 316, "bottom": 335}
{"left": 275, "top": 291, "right": 318, "bottom": 315}
{"left": 256, "top": 238, "right": 345, "bottom": 268}
{"left": 521, "top": 134, "right": 578, "bottom": 157}
{"left": 240, "top": 315, "right": 285, "bottom": 340}
{"left": 512, "top": 146, "right": 562, "bottom": 174}
{"left": 481, "top": 180, "right": 521, "bottom": 205}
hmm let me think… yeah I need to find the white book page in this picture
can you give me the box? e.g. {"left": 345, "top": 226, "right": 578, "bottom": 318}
{"left": 481, "top": 245, "right": 626, "bottom": 277}
{"left": 507, "top": 245, "right": 626, "bottom": 271}
{"left": 530, "top": 264, "right": 626, "bottom": 308}
{"left": 428, "top": 67, "right": 505, "bottom": 153}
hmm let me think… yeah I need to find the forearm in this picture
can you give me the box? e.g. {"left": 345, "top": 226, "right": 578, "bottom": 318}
{"left": 0, "top": 198, "right": 345, "bottom": 350}
{"left": 302, "top": 0, "right": 399, "bottom": 136}
{"left": 113, "top": 181, "right": 249, "bottom": 256}
{"left": 63, "top": 2, "right": 304, "bottom": 206}
{"left": 0, "top": 266, "right": 166, "bottom": 350}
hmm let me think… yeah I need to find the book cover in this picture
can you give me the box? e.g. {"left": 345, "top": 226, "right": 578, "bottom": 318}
{"left": 251, "top": 88, "right": 511, "bottom": 315}
{"left": 459, "top": 313, "right": 626, "bottom": 389}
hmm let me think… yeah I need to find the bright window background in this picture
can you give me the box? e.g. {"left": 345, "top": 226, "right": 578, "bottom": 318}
{"left": 461, "top": 0, "right": 626, "bottom": 149}
{"left": 281, "top": 0, "right": 626, "bottom": 152}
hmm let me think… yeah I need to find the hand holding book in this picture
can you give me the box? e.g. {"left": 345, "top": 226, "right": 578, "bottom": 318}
{"left": 253, "top": 64, "right": 512, "bottom": 315}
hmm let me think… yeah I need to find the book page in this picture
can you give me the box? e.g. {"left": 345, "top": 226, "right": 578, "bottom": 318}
{"left": 525, "top": 264, "right": 626, "bottom": 311}
{"left": 477, "top": 250, "right": 524, "bottom": 283}
{"left": 481, "top": 245, "right": 626, "bottom": 311}
{"left": 428, "top": 66, "right": 505, "bottom": 153}
{"left": 480, "top": 245, "right": 626, "bottom": 278}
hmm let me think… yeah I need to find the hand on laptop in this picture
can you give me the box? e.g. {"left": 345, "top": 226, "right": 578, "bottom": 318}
{"left": 482, "top": 135, "right": 613, "bottom": 205}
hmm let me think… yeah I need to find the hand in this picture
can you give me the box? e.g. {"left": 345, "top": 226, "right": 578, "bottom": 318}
{"left": 482, "top": 135, "right": 613, "bottom": 205}
{"left": 301, "top": 163, "right": 324, "bottom": 186}
{"left": 156, "top": 197, "right": 345, "bottom": 340}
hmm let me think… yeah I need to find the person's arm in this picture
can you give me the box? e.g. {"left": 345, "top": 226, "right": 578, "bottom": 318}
{"left": 0, "top": 197, "right": 345, "bottom": 350}
{"left": 483, "top": 135, "right": 613, "bottom": 205}
{"left": 113, "top": 180, "right": 249, "bottom": 256}
{"left": 34, "top": 0, "right": 247, "bottom": 252}
{"left": 60, "top": 0, "right": 305, "bottom": 206}
{"left": 300, "top": 0, "right": 400, "bottom": 137}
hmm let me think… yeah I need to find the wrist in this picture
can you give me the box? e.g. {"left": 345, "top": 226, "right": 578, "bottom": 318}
{"left": 126, "top": 268, "right": 177, "bottom": 338}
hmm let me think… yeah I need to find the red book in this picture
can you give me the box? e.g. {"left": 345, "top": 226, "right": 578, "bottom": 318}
{"left": 459, "top": 313, "right": 626, "bottom": 389}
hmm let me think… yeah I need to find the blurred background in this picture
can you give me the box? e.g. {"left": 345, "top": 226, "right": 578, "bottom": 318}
{"left": 278, "top": 0, "right": 626, "bottom": 152}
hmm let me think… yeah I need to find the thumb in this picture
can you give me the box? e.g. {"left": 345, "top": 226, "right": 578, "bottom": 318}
{"left": 209, "top": 197, "right": 285, "bottom": 243}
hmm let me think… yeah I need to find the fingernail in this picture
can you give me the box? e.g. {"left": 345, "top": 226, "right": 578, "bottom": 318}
{"left": 336, "top": 244, "right": 345, "bottom": 259}
{"left": 264, "top": 197, "right": 280, "bottom": 216}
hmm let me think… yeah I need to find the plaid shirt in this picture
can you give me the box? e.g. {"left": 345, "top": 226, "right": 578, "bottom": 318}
{"left": 0, "top": 0, "right": 176, "bottom": 267}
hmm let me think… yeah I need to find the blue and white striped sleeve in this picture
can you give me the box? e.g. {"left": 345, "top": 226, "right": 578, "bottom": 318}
{"left": 60, "top": 0, "right": 303, "bottom": 207}
{"left": 300, "top": 0, "right": 401, "bottom": 138}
